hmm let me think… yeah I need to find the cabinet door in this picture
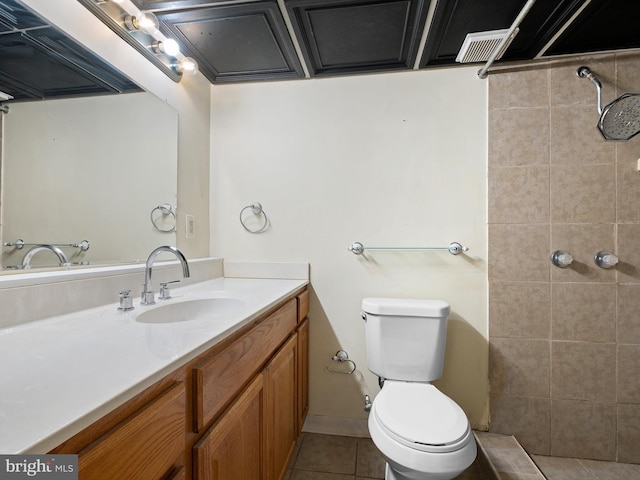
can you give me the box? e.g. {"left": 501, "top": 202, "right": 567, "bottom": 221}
{"left": 296, "top": 318, "right": 309, "bottom": 433}
{"left": 78, "top": 383, "right": 185, "bottom": 480}
{"left": 193, "top": 374, "right": 264, "bottom": 480}
{"left": 264, "top": 335, "right": 297, "bottom": 480}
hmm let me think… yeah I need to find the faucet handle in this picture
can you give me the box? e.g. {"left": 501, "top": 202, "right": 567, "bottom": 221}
{"left": 159, "top": 280, "right": 181, "bottom": 300}
{"left": 141, "top": 286, "right": 155, "bottom": 305}
{"left": 118, "top": 290, "right": 135, "bottom": 311}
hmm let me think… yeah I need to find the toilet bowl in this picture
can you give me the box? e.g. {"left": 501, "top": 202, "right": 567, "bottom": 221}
{"left": 362, "top": 298, "right": 476, "bottom": 480}
{"left": 368, "top": 381, "right": 476, "bottom": 480}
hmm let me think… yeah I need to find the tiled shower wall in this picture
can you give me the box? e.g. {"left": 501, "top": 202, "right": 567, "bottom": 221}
{"left": 488, "top": 52, "right": 640, "bottom": 463}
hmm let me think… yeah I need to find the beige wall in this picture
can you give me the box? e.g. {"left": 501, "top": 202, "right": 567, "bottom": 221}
{"left": 488, "top": 52, "right": 640, "bottom": 462}
{"left": 22, "top": 0, "right": 212, "bottom": 260}
{"left": 210, "top": 68, "right": 489, "bottom": 430}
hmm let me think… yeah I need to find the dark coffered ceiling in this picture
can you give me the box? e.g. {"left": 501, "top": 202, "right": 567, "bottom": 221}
{"left": 1, "top": 0, "right": 638, "bottom": 100}
{"left": 135, "top": 0, "right": 640, "bottom": 84}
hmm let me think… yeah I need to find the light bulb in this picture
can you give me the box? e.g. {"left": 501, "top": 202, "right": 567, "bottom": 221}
{"left": 178, "top": 57, "right": 199, "bottom": 76}
{"left": 136, "top": 11, "right": 159, "bottom": 35}
{"left": 161, "top": 39, "right": 180, "bottom": 56}
{"left": 153, "top": 39, "right": 181, "bottom": 56}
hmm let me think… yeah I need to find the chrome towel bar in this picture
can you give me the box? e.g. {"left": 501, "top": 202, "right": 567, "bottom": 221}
{"left": 3, "top": 239, "right": 90, "bottom": 251}
{"left": 348, "top": 241, "right": 468, "bottom": 256}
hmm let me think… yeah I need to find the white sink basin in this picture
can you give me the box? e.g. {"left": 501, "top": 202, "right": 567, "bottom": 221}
{"left": 135, "top": 298, "right": 245, "bottom": 324}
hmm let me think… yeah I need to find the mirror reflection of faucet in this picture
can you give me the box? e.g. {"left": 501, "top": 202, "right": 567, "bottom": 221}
{"left": 20, "top": 244, "right": 70, "bottom": 269}
{"left": 140, "top": 246, "right": 190, "bottom": 306}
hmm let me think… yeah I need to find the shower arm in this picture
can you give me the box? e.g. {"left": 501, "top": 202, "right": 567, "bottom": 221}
{"left": 577, "top": 66, "right": 603, "bottom": 115}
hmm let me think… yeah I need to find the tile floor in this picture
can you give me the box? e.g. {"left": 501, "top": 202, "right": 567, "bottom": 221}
{"left": 476, "top": 431, "right": 640, "bottom": 480}
{"left": 285, "top": 433, "right": 488, "bottom": 480}
{"left": 287, "top": 432, "right": 640, "bottom": 480}
{"left": 533, "top": 455, "right": 640, "bottom": 480}
{"left": 285, "top": 433, "right": 385, "bottom": 479}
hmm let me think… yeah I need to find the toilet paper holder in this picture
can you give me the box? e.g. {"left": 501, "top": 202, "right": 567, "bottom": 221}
{"left": 326, "top": 349, "right": 357, "bottom": 375}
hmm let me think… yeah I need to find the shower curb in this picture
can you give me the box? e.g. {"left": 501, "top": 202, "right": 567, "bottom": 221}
{"left": 474, "top": 431, "right": 546, "bottom": 479}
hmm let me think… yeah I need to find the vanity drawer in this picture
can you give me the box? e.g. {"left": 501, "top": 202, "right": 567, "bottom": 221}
{"left": 297, "top": 290, "right": 309, "bottom": 322}
{"left": 193, "top": 298, "right": 297, "bottom": 431}
{"left": 78, "top": 382, "right": 185, "bottom": 480}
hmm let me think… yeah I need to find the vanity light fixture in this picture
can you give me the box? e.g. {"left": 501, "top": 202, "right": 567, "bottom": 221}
{"left": 78, "top": 0, "right": 199, "bottom": 82}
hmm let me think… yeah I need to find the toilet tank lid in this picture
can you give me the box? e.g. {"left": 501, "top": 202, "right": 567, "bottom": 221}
{"left": 362, "top": 298, "right": 450, "bottom": 317}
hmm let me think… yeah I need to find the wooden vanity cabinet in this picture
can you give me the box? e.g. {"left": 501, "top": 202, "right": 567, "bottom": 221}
{"left": 193, "top": 374, "right": 265, "bottom": 480}
{"left": 50, "top": 287, "right": 309, "bottom": 480}
{"left": 194, "top": 332, "right": 299, "bottom": 480}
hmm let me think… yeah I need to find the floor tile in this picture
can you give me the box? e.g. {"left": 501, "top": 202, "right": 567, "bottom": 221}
{"left": 532, "top": 455, "right": 593, "bottom": 480}
{"left": 454, "top": 461, "right": 491, "bottom": 480}
{"left": 579, "top": 459, "right": 640, "bottom": 480}
{"left": 355, "top": 438, "right": 385, "bottom": 479}
{"left": 498, "top": 474, "right": 546, "bottom": 480}
{"left": 294, "top": 433, "right": 358, "bottom": 475}
{"left": 290, "top": 472, "right": 354, "bottom": 480}
{"left": 292, "top": 432, "right": 640, "bottom": 480}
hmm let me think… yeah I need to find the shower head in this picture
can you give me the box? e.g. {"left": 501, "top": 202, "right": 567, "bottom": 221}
{"left": 598, "top": 93, "right": 640, "bottom": 141}
{"left": 577, "top": 66, "right": 640, "bottom": 141}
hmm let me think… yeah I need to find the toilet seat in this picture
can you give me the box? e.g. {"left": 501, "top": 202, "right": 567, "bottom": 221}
{"left": 372, "top": 382, "right": 471, "bottom": 454}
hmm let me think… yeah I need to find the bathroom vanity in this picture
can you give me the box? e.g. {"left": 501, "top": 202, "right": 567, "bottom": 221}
{"left": 0, "top": 261, "right": 309, "bottom": 480}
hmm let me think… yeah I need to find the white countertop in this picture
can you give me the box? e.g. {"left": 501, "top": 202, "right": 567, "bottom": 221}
{"left": 0, "top": 276, "right": 308, "bottom": 454}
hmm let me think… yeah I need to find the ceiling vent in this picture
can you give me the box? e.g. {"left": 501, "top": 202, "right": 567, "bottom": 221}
{"left": 455, "top": 28, "right": 519, "bottom": 63}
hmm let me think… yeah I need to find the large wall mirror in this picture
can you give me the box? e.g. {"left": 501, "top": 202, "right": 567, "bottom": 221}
{"left": 0, "top": 0, "right": 179, "bottom": 273}
{"left": 0, "top": 92, "right": 178, "bottom": 271}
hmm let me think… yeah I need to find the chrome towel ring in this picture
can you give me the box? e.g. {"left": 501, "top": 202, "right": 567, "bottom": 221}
{"left": 150, "top": 204, "right": 176, "bottom": 233}
{"left": 240, "top": 202, "right": 269, "bottom": 233}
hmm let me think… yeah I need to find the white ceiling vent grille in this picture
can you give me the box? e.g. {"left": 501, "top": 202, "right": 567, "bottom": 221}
{"left": 455, "top": 28, "right": 519, "bottom": 63}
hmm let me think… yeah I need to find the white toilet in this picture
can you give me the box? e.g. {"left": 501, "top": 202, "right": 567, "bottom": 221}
{"left": 362, "top": 298, "right": 476, "bottom": 480}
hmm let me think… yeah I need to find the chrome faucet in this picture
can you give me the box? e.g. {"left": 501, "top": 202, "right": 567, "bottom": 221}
{"left": 21, "top": 244, "right": 69, "bottom": 269}
{"left": 141, "top": 246, "right": 190, "bottom": 305}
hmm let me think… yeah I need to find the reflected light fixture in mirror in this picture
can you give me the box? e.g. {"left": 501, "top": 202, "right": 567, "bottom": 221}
{"left": 78, "top": 0, "right": 198, "bottom": 81}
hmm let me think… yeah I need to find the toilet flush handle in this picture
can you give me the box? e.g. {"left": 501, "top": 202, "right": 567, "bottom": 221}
{"left": 361, "top": 312, "right": 367, "bottom": 321}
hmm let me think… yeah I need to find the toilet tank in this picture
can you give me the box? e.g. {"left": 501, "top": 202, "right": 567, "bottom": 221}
{"left": 362, "top": 298, "right": 450, "bottom": 382}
